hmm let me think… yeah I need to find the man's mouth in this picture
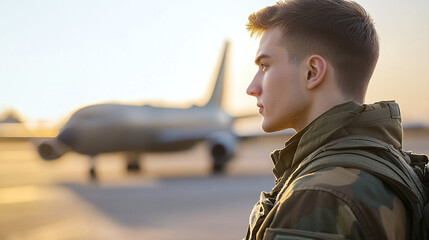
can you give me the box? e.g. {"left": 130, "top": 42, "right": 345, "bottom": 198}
{"left": 257, "top": 103, "right": 263, "bottom": 114}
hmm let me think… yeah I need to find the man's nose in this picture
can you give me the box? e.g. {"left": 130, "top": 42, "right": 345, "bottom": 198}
{"left": 246, "top": 74, "right": 261, "bottom": 97}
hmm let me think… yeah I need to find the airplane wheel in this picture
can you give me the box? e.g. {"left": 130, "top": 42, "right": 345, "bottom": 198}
{"left": 126, "top": 153, "right": 141, "bottom": 172}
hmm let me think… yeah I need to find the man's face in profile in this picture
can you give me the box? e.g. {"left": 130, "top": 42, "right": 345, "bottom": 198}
{"left": 247, "top": 27, "right": 309, "bottom": 132}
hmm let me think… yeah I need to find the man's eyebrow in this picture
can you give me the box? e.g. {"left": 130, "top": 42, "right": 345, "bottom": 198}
{"left": 254, "top": 54, "right": 270, "bottom": 65}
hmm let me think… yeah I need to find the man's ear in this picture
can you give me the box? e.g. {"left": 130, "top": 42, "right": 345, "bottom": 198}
{"left": 305, "top": 55, "right": 327, "bottom": 90}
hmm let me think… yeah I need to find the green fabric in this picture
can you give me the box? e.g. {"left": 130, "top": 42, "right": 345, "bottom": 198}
{"left": 271, "top": 101, "right": 402, "bottom": 180}
{"left": 245, "top": 101, "right": 408, "bottom": 240}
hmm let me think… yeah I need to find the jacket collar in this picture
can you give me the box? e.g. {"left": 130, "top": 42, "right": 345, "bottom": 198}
{"left": 270, "top": 101, "right": 403, "bottom": 180}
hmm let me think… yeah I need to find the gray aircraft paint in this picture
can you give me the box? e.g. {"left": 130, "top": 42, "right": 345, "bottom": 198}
{"left": 38, "top": 42, "right": 236, "bottom": 176}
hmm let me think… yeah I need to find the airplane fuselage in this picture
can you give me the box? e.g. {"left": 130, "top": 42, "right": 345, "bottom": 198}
{"left": 56, "top": 104, "right": 234, "bottom": 155}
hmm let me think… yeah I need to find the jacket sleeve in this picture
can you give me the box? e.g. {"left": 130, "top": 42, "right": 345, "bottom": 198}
{"left": 262, "top": 167, "right": 407, "bottom": 240}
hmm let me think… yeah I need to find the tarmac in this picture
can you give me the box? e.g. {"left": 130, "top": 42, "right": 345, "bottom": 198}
{"left": 1, "top": 130, "right": 428, "bottom": 240}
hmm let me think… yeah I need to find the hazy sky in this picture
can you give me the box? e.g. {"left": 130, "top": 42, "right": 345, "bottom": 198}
{"left": 1, "top": 0, "right": 428, "bottom": 125}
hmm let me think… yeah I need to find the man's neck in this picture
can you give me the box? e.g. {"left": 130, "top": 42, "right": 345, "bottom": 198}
{"left": 294, "top": 95, "right": 353, "bottom": 132}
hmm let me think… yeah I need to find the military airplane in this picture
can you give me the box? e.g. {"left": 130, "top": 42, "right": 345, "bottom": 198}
{"left": 37, "top": 42, "right": 248, "bottom": 179}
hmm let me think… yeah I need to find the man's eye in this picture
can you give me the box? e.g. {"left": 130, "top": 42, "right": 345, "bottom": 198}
{"left": 261, "top": 64, "right": 269, "bottom": 72}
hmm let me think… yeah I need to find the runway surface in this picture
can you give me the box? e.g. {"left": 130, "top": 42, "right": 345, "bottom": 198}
{"left": 1, "top": 131, "right": 428, "bottom": 240}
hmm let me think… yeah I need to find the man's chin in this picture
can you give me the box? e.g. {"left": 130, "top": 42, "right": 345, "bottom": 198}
{"left": 261, "top": 121, "right": 287, "bottom": 133}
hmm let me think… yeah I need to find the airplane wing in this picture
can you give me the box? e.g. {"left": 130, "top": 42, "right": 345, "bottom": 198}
{"left": 0, "top": 122, "right": 56, "bottom": 142}
{"left": 0, "top": 123, "right": 32, "bottom": 141}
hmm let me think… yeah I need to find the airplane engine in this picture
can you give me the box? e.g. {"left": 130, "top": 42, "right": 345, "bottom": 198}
{"left": 38, "top": 139, "right": 70, "bottom": 161}
{"left": 207, "top": 131, "right": 237, "bottom": 173}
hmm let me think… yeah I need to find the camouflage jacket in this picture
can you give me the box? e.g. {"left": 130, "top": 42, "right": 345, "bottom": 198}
{"left": 245, "top": 101, "right": 408, "bottom": 240}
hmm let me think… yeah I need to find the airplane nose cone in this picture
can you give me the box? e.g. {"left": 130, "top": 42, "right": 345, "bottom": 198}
{"left": 57, "top": 127, "right": 79, "bottom": 148}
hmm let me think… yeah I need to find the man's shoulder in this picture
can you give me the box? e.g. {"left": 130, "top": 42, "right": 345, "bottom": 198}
{"left": 288, "top": 166, "right": 397, "bottom": 207}
{"left": 275, "top": 166, "right": 407, "bottom": 239}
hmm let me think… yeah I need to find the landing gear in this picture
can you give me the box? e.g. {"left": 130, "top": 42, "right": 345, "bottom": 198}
{"left": 89, "top": 156, "right": 97, "bottom": 180}
{"left": 86, "top": 153, "right": 141, "bottom": 180}
{"left": 210, "top": 144, "right": 231, "bottom": 174}
{"left": 212, "top": 160, "right": 226, "bottom": 174}
{"left": 211, "top": 154, "right": 231, "bottom": 174}
{"left": 126, "top": 152, "right": 141, "bottom": 172}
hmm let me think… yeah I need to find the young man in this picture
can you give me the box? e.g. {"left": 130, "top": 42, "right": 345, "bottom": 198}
{"left": 244, "top": 0, "right": 409, "bottom": 239}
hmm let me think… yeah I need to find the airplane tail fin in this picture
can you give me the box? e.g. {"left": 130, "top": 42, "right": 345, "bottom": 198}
{"left": 204, "top": 41, "right": 229, "bottom": 108}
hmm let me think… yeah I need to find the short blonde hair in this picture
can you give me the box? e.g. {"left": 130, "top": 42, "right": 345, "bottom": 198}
{"left": 247, "top": 0, "right": 379, "bottom": 101}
